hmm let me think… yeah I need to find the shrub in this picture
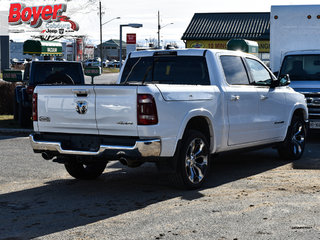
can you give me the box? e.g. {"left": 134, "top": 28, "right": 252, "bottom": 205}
{"left": 0, "top": 81, "right": 16, "bottom": 115}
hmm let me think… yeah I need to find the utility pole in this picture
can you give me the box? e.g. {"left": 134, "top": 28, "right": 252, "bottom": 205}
{"left": 99, "top": 0, "right": 103, "bottom": 69}
{"left": 157, "top": 10, "right": 160, "bottom": 49}
{"left": 157, "top": 11, "right": 173, "bottom": 49}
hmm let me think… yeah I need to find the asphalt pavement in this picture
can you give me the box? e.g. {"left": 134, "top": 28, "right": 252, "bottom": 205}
{"left": 0, "top": 133, "right": 320, "bottom": 240}
{"left": 84, "top": 72, "right": 119, "bottom": 84}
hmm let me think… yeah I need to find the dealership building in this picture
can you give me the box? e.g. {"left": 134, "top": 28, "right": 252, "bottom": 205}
{"left": 182, "top": 12, "right": 270, "bottom": 62}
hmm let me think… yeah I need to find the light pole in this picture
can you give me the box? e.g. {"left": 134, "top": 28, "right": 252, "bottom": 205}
{"left": 119, "top": 23, "right": 143, "bottom": 69}
{"left": 99, "top": 0, "right": 102, "bottom": 68}
{"left": 157, "top": 11, "right": 173, "bottom": 49}
{"left": 99, "top": 0, "right": 120, "bottom": 69}
{"left": 103, "top": 17, "right": 120, "bottom": 26}
{"left": 101, "top": 17, "right": 120, "bottom": 66}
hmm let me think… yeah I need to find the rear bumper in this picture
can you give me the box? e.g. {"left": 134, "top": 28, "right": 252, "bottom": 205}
{"left": 29, "top": 134, "right": 161, "bottom": 159}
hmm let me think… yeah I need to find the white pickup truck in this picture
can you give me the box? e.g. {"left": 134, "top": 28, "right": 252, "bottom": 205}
{"left": 30, "top": 49, "right": 308, "bottom": 189}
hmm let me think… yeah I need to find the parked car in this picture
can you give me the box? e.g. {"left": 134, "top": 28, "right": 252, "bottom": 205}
{"left": 83, "top": 59, "right": 100, "bottom": 67}
{"left": 12, "top": 61, "right": 85, "bottom": 128}
{"left": 107, "top": 60, "right": 120, "bottom": 68}
{"left": 102, "top": 60, "right": 109, "bottom": 67}
{"left": 30, "top": 49, "right": 308, "bottom": 189}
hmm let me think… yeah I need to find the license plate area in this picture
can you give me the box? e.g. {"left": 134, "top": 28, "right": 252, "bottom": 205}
{"left": 310, "top": 120, "right": 320, "bottom": 129}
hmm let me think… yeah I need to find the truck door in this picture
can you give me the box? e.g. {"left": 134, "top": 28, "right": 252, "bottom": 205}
{"left": 245, "top": 58, "right": 288, "bottom": 139}
{"left": 220, "top": 55, "right": 262, "bottom": 145}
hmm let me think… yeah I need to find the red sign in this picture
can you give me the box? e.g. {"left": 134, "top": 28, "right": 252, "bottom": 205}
{"left": 8, "top": 3, "right": 79, "bottom": 31}
{"left": 127, "top": 33, "right": 136, "bottom": 44}
{"left": 76, "top": 38, "right": 83, "bottom": 61}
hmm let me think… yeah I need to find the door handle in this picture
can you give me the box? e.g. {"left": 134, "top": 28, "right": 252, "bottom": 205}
{"left": 231, "top": 95, "right": 240, "bottom": 101}
{"left": 72, "top": 89, "right": 88, "bottom": 97}
{"left": 260, "top": 95, "right": 268, "bottom": 100}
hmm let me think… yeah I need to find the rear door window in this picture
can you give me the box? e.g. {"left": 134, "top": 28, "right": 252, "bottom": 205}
{"left": 121, "top": 56, "right": 210, "bottom": 85}
{"left": 220, "top": 56, "right": 250, "bottom": 85}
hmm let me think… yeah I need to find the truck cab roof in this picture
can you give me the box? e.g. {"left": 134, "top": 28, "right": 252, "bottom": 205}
{"left": 129, "top": 48, "right": 259, "bottom": 58}
{"left": 283, "top": 50, "right": 320, "bottom": 56}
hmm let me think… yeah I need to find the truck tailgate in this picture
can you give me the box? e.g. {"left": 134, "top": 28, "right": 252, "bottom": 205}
{"left": 35, "top": 85, "right": 139, "bottom": 136}
{"left": 94, "top": 86, "right": 138, "bottom": 136}
{"left": 36, "top": 85, "right": 98, "bottom": 134}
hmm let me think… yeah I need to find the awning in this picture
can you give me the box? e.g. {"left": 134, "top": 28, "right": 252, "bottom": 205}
{"left": 23, "top": 40, "right": 63, "bottom": 56}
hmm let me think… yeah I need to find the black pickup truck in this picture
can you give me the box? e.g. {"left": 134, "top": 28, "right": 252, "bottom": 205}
{"left": 13, "top": 61, "right": 85, "bottom": 127}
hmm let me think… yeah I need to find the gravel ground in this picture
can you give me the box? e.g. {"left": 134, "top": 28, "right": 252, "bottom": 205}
{"left": 0, "top": 134, "right": 319, "bottom": 240}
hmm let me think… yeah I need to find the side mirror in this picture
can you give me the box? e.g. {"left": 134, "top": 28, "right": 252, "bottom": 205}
{"left": 278, "top": 74, "right": 291, "bottom": 86}
{"left": 271, "top": 74, "right": 290, "bottom": 88}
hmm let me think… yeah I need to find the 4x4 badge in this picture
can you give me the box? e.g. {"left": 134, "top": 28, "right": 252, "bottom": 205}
{"left": 76, "top": 101, "right": 88, "bottom": 114}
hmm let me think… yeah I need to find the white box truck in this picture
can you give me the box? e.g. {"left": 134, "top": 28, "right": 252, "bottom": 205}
{"left": 270, "top": 5, "right": 320, "bottom": 129}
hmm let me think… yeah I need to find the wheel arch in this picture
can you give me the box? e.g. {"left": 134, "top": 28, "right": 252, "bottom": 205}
{"left": 177, "top": 109, "right": 216, "bottom": 153}
{"left": 292, "top": 108, "right": 307, "bottom": 120}
{"left": 289, "top": 104, "right": 308, "bottom": 124}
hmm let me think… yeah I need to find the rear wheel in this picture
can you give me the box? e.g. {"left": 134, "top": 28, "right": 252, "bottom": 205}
{"left": 170, "top": 130, "right": 210, "bottom": 190}
{"left": 278, "top": 115, "right": 306, "bottom": 160}
{"left": 64, "top": 161, "right": 107, "bottom": 180}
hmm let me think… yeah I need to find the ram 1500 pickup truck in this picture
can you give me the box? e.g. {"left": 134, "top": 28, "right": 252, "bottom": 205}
{"left": 30, "top": 49, "right": 308, "bottom": 189}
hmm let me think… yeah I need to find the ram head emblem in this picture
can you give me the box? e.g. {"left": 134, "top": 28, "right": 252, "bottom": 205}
{"left": 75, "top": 101, "right": 88, "bottom": 114}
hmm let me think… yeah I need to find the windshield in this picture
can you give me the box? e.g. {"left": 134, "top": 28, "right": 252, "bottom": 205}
{"left": 120, "top": 56, "right": 210, "bottom": 85}
{"left": 280, "top": 54, "right": 320, "bottom": 80}
{"left": 30, "top": 62, "right": 84, "bottom": 85}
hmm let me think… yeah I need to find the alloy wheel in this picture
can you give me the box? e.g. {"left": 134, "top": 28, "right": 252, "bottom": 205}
{"left": 185, "top": 138, "right": 208, "bottom": 184}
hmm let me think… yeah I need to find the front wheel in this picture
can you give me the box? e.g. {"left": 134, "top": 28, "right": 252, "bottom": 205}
{"left": 170, "top": 130, "right": 210, "bottom": 190}
{"left": 64, "top": 161, "right": 107, "bottom": 180}
{"left": 277, "top": 115, "right": 306, "bottom": 160}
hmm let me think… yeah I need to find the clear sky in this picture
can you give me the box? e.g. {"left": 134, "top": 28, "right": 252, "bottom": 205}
{"left": 1, "top": 0, "right": 320, "bottom": 46}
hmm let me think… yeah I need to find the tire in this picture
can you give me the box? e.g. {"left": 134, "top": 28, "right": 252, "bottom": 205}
{"left": 64, "top": 161, "right": 107, "bottom": 180}
{"left": 44, "top": 72, "right": 75, "bottom": 85}
{"left": 277, "top": 115, "right": 306, "bottom": 160}
{"left": 170, "top": 130, "right": 210, "bottom": 190}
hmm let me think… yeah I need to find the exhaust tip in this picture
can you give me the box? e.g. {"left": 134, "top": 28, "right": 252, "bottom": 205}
{"left": 42, "top": 152, "right": 53, "bottom": 160}
{"left": 119, "top": 157, "right": 128, "bottom": 166}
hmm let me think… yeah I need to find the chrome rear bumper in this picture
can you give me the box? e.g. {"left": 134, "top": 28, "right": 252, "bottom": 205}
{"left": 29, "top": 134, "right": 161, "bottom": 158}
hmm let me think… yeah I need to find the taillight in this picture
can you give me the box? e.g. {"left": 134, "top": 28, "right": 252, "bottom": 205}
{"left": 26, "top": 86, "right": 35, "bottom": 95}
{"left": 32, "top": 93, "right": 38, "bottom": 121}
{"left": 137, "top": 94, "right": 158, "bottom": 125}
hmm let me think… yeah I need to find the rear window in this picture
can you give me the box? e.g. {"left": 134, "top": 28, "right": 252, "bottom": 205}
{"left": 30, "top": 62, "right": 84, "bottom": 85}
{"left": 120, "top": 56, "right": 210, "bottom": 85}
